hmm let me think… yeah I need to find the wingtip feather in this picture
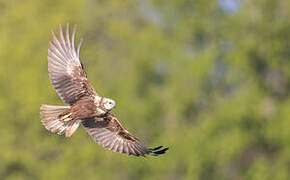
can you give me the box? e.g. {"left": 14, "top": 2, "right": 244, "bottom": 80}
{"left": 149, "top": 146, "right": 169, "bottom": 156}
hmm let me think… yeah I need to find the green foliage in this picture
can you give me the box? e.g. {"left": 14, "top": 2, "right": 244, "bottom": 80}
{"left": 0, "top": 0, "right": 289, "bottom": 179}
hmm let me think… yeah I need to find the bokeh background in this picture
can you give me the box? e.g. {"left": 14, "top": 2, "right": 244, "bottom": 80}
{"left": 0, "top": 0, "right": 290, "bottom": 179}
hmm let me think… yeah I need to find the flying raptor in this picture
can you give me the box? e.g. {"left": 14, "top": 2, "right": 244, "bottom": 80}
{"left": 40, "top": 24, "right": 168, "bottom": 157}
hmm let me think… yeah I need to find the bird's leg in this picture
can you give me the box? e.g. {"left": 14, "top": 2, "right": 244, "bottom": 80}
{"left": 61, "top": 113, "right": 72, "bottom": 122}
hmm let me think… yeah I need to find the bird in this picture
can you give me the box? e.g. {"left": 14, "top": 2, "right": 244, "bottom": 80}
{"left": 40, "top": 24, "right": 168, "bottom": 157}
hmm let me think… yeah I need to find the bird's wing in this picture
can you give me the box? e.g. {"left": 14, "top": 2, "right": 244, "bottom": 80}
{"left": 81, "top": 113, "right": 168, "bottom": 157}
{"left": 48, "top": 24, "right": 97, "bottom": 105}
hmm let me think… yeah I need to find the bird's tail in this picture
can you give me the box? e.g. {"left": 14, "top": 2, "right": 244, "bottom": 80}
{"left": 40, "top": 104, "right": 81, "bottom": 137}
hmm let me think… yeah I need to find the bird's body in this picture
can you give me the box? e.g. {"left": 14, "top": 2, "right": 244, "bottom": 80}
{"left": 62, "top": 96, "right": 115, "bottom": 120}
{"left": 40, "top": 24, "right": 168, "bottom": 157}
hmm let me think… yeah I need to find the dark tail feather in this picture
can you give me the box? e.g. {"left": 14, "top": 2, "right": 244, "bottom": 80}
{"left": 148, "top": 146, "right": 169, "bottom": 156}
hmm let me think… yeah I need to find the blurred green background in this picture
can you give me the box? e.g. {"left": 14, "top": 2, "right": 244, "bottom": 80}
{"left": 0, "top": 0, "right": 290, "bottom": 179}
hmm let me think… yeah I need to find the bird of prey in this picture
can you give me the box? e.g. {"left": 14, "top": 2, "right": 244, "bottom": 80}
{"left": 40, "top": 24, "right": 168, "bottom": 157}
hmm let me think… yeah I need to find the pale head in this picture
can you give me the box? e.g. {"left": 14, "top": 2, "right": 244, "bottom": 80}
{"left": 102, "top": 98, "right": 116, "bottom": 111}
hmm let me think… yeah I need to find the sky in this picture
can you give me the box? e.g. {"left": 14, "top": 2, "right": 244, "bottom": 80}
{"left": 219, "top": 0, "right": 241, "bottom": 13}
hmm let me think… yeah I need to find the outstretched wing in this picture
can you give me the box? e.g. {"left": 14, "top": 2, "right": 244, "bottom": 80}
{"left": 82, "top": 113, "right": 168, "bottom": 157}
{"left": 48, "top": 24, "right": 97, "bottom": 105}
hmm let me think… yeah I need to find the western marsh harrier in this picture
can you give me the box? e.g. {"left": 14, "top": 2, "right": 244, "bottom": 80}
{"left": 40, "top": 24, "right": 168, "bottom": 157}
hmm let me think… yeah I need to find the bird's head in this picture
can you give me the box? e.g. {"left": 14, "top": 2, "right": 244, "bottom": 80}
{"left": 102, "top": 98, "right": 116, "bottom": 111}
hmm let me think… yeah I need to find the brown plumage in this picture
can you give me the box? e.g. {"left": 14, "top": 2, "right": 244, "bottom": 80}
{"left": 40, "top": 24, "right": 168, "bottom": 157}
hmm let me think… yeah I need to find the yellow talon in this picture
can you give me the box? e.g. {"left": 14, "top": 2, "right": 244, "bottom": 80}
{"left": 61, "top": 113, "right": 72, "bottom": 122}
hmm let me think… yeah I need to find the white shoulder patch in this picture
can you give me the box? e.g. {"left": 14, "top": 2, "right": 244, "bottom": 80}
{"left": 66, "top": 61, "right": 80, "bottom": 76}
{"left": 94, "top": 96, "right": 102, "bottom": 104}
